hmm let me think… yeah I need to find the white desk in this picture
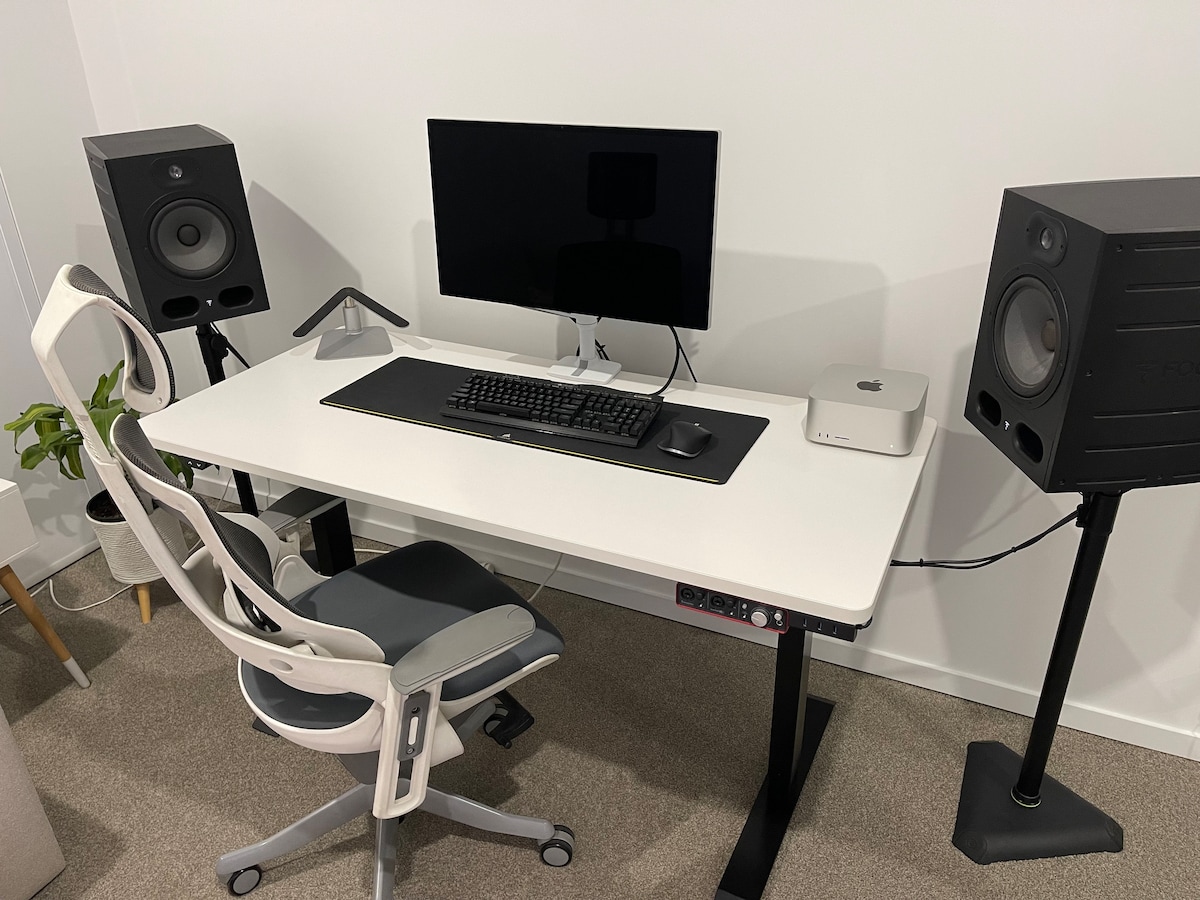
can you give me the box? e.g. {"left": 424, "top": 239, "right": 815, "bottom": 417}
{"left": 142, "top": 334, "right": 936, "bottom": 899}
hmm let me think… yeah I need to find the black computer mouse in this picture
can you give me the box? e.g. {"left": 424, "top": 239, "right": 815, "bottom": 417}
{"left": 658, "top": 420, "right": 712, "bottom": 458}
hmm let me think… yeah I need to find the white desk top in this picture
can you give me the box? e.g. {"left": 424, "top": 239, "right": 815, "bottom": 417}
{"left": 142, "top": 335, "right": 936, "bottom": 625}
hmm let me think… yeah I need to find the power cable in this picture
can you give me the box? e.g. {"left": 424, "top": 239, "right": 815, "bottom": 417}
{"left": 890, "top": 506, "right": 1081, "bottom": 570}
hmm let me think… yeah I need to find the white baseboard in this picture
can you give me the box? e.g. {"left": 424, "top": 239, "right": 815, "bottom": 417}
{"left": 191, "top": 470, "right": 1200, "bottom": 762}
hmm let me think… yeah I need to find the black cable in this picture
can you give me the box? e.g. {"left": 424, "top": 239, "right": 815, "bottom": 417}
{"left": 210, "top": 323, "right": 251, "bottom": 369}
{"left": 890, "top": 506, "right": 1081, "bottom": 570}
{"left": 647, "top": 337, "right": 682, "bottom": 396}
{"left": 669, "top": 326, "right": 698, "bottom": 382}
{"left": 564, "top": 316, "right": 692, "bottom": 396}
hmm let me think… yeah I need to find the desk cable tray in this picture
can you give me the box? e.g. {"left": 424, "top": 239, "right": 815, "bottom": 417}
{"left": 321, "top": 357, "right": 769, "bottom": 484}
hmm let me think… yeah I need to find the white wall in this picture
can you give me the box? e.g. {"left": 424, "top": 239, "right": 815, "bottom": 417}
{"left": 44, "top": 0, "right": 1200, "bottom": 758}
{"left": 0, "top": 1, "right": 123, "bottom": 586}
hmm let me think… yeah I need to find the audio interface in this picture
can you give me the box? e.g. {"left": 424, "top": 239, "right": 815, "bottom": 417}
{"left": 675, "top": 583, "right": 867, "bottom": 642}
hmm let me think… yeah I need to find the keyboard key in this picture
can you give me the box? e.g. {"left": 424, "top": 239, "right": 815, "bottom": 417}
{"left": 441, "top": 371, "right": 661, "bottom": 448}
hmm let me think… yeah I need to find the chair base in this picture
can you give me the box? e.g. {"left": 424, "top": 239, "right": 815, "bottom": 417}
{"left": 215, "top": 776, "right": 564, "bottom": 899}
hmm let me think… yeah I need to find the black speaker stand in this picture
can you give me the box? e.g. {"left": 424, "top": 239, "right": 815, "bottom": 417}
{"left": 195, "top": 323, "right": 258, "bottom": 516}
{"left": 952, "top": 490, "right": 1125, "bottom": 864}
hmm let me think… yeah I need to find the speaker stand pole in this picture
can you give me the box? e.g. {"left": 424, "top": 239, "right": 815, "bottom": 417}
{"left": 194, "top": 324, "right": 258, "bottom": 516}
{"left": 952, "top": 490, "right": 1124, "bottom": 864}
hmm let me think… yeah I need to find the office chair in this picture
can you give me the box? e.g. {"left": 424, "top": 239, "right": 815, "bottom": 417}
{"left": 34, "top": 266, "right": 572, "bottom": 897}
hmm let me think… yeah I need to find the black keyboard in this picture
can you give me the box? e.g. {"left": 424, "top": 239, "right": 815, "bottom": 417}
{"left": 442, "top": 371, "right": 662, "bottom": 447}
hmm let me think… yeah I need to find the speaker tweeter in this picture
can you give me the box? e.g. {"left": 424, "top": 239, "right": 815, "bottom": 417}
{"left": 1026, "top": 211, "right": 1068, "bottom": 267}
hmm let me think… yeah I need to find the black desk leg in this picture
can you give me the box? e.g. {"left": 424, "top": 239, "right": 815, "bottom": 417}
{"left": 716, "top": 628, "right": 835, "bottom": 900}
{"left": 310, "top": 501, "right": 357, "bottom": 575}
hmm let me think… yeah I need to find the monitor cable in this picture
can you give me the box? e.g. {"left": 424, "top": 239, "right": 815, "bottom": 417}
{"left": 647, "top": 326, "right": 697, "bottom": 396}
{"left": 890, "top": 505, "right": 1081, "bottom": 570}
{"left": 670, "top": 325, "right": 698, "bottom": 382}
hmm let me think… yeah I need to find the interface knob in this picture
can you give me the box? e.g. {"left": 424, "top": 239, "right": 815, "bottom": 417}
{"left": 749, "top": 607, "right": 770, "bottom": 628}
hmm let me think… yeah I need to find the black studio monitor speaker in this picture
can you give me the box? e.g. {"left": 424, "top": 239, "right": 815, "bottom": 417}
{"left": 83, "top": 124, "right": 269, "bottom": 333}
{"left": 965, "top": 177, "right": 1200, "bottom": 493}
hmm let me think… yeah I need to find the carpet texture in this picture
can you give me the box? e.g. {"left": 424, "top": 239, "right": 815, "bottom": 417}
{"left": 2, "top": 537, "right": 1198, "bottom": 900}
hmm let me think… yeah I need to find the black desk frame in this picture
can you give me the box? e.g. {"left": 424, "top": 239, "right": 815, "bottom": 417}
{"left": 717, "top": 627, "right": 833, "bottom": 899}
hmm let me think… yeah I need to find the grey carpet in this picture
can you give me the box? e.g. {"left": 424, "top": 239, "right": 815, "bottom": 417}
{"left": 2, "top": 537, "right": 1199, "bottom": 900}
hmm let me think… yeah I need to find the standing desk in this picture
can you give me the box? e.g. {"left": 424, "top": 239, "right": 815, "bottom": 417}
{"left": 141, "top": 333, "right": 936, "bottom": 899}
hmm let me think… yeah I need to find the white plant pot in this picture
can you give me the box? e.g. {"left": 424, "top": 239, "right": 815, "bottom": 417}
{"left": 86, "top": 495, "right": 187, "bottom": 585}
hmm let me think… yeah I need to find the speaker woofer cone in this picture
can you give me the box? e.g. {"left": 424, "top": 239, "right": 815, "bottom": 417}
{"left": 994, "top": 275, "right": 1064, "bottom": 399}
{"left": 149, "top": 198, "right": 236, "bottom": 279}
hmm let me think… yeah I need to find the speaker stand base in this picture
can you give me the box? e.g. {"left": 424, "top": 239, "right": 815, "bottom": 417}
{"left": 952, "top": 741, "right": 1123, "bottom": 864}
{"left": 315, "top": 325, "right": 394, "bottom": 360}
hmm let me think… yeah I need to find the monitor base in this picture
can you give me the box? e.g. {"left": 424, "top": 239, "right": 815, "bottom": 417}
{"left": 547, "top": 355, "right": 622, "bottom": 385}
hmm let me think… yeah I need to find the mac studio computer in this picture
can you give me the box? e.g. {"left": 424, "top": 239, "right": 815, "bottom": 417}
{"left": 427, "top": 118, "right": 720, "bottom": 385}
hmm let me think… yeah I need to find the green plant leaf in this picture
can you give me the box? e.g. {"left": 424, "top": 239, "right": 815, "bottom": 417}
{"left": 89, "top": 404, "right": 125, "bottom": 452}
{"left": 63, "top": 443, "right": 86, "bottom": 480}
{"left": 2, "top": 360, "right": 188, "bottom": 487}
{"left": 38, "top": 429, "right": 75, "bottom": 456}
{"left": 35, "top": 417, "right": 64, "bottom": 439}
{"left": 4, "top": 403, "right": 65, "bottom": 446}
{"left": 20, "top": 442, "right": 49, "bottom": 470}
{"left": 91, "top": 360, "right": 124, "bottom": 408}
{"left": 39, "top": 432, "right": 85, "bottom": 481}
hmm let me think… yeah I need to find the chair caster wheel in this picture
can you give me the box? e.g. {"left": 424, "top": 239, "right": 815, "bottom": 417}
{"left": 539, "top": 825, "right": 575, "bottom": 867}
{"left": 226, "top": 865, "right": 263, "bottom": 896}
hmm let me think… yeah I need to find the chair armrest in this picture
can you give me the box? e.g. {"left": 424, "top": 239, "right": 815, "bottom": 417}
{"left": 389, "top": 604, "right": 535, "bottom": 695}
{"left": 258, "top": 487, "right": 344, "bottom": 534}
{"left": 373, "top": 604, "right": 536, "bottom": 819}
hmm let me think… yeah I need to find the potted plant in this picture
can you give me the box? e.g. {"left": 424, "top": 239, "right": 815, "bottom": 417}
{"left": 3, "top": 361, "right": 194, "bottom": 622}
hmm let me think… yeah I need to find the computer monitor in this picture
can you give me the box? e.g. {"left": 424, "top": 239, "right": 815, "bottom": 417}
{"left": 428, "top": 119, "right": 719, "bottom": 384}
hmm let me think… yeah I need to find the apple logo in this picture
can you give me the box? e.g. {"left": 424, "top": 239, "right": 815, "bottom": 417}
{"left": 857, "top": 380, "right": 883, "bottom": 392}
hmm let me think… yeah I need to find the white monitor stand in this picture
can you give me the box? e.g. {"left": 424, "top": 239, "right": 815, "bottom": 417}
{"left": 546, "top": 315, "right": 622, "bottom": 385}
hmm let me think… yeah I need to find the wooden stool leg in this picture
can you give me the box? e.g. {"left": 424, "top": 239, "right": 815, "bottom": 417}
{"left": 0, "top": 564, "right": 91, "bottom": 688}
{"left": 136, "top": 582, "right": 152, "bottom": 624}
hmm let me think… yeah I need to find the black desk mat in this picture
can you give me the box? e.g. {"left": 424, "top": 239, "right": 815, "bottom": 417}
{"left": 320, "top": 357, "right": 769, "bottom": 484}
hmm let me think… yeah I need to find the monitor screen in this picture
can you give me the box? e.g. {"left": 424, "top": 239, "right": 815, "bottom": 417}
{"left": 428, "top": 119, "right": 719, "bottom": 331}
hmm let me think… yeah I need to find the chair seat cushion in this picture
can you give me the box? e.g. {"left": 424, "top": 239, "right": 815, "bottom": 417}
{"left": 242, "top": 541, "right": 563, "bottom": 730}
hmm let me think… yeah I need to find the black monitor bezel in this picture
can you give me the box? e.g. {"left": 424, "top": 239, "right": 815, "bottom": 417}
{"left": 427, "top": 118, "right": 720, "bottom": 332}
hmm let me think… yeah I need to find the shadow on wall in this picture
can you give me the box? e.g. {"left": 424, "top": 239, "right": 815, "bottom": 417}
{"left": 885, "top": 335, "right": 1090, "bottom": 692}
{"left": 235, "top": 182, "right": 364, "bottom": 365}
{"left": 409, "top": 224, "right": 891, "bottom": 392}
{"left": 700, "top": 249, "right": 889, "bottom": 397}
{"left": 411, "top": 219, "right": 550, "bottom": 357}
